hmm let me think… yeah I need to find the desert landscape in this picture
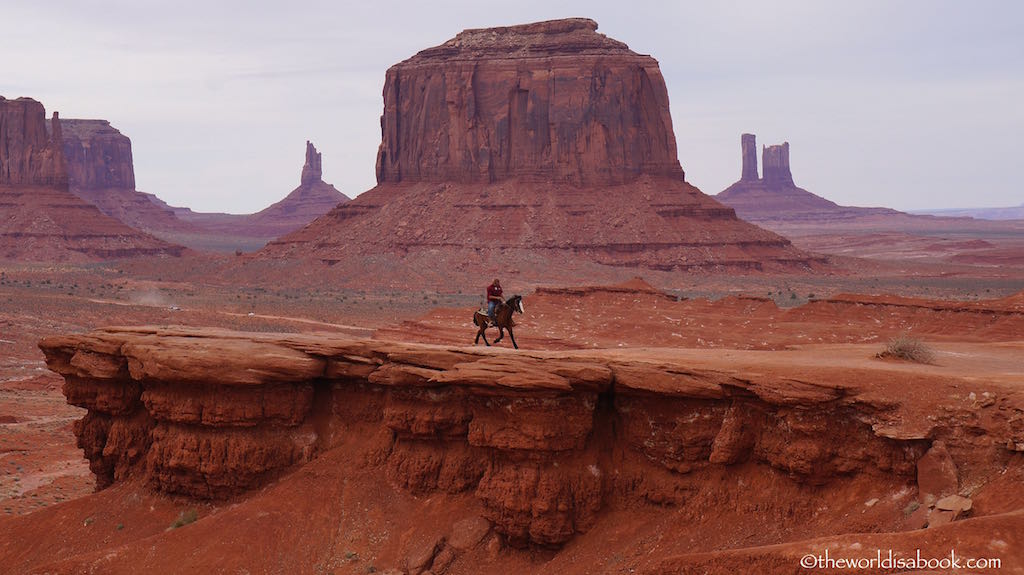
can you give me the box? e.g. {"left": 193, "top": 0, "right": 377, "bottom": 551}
{"left": 1, "top": 9, "right": 1022, "bottom": 575}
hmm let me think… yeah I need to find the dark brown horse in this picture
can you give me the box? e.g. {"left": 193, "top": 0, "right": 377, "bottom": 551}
{"left": 473, "top": 295, "right": 524, "bottom": 349}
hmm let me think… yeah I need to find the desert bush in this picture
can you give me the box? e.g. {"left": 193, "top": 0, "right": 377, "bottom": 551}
{"left": 170, "top": 509, "right": 198, "bottom": 529}
{"left": 878, "top": 335, "right": 936, "bottom": 364}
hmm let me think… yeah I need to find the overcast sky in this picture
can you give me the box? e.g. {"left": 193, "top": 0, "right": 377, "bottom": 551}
{"left": 3, "top": 0, "right": 1021, "bottom": 213}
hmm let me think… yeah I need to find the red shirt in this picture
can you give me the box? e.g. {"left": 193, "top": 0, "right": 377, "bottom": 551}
{"left": 487, "top": 284, "right": 503, "bottom": 299}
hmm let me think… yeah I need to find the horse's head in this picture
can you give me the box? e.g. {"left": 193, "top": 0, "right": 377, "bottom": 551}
{"left": 507, "top": 295, "right": 524, "bottom": 314}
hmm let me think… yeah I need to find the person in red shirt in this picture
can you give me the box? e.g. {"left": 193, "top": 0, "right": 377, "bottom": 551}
{"left": 486, "top": 279, "right": 503, "bottom": 323}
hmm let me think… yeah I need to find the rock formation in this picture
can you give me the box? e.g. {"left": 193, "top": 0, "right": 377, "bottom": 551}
{"left": 56, "top": 118, "right": 194, "bottom": 235}
{"left": 0, "top": 96, "right": 67, "bottom": 187}
{"left": 375, "top": 18, "right": 683, "bottom": 186}
{"left": 259, "top": 19, "right": 818, "bottom": 279}
{"left": 761, "top": 142, "right": 793, "bottom": 186}
{"left": 0, "top": 97, "right": 182, "bottom": 261}
{"left": 136, "top": 141, "right": 350, "bottom": 251}
{"left": 38, "top": 326, "right": 1024, "bottom": 559}
{"left": 244, "top": 141, "right": 350, "bottom": 236}
{"left": 717, "top": 133, "right": 898, "bottom": 223}
{"left": 60, "top": 119, "right": 135, "bottom": 190}
{"left": 740, "top": 133, "right": 758, "bottom": 181}
{"left": 300, "top": 140, "right": 322, "bottom": 186}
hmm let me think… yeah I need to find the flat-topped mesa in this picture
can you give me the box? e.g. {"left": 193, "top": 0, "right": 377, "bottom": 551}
{"left": 762, "top": 142, "right": 794, "bottom": 186}
{"left": 299, "top": 140, "right": 322, "bottom": 186}
{"left": 0, "top": 97, "right": 67, "bottom": 187}
{"left": 58, "top": 119, "right": 136, "bottom": 190}
{"left": 741, "top": 133, "right": 759, "bottom": 181}
{"left": 375, "top": 18, "right": 685, "bottom": 186}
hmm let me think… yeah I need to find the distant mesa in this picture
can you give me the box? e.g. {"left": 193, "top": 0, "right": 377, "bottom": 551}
{"left": 913, "top": 204, "right": 1024, "bottom": 221}
{"left": 0, "top": 96, "right": 182, "bottom": 262}
{"left": 259, "top": 18, "right": 819, "bottom": 279}
{"left": 54, "top": 122, "right": 350, "bottom": 252}
{"left": 56, "top": 118, "right": 196, "bottom": 235}
{"left": 716, "top": 133, "right": 898, "bottom": 223}
{"left": 375, "top": 18, "right": 685, "bottom": 186}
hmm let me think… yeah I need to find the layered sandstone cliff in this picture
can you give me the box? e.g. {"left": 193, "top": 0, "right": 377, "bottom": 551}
{"left": 260, "top": 19, "right": 819, "bottom": 277}
{"left": 56, "top": 118, "right": 194, "bottom": 234}
{"left": 375, "top": 18, "right": 683, "bottom": 186}
{"left": 0, "top": 96, "right": 67, "bottom": 187}
{"left": 0, "top": 97, "right": 182, "bottom": 261}
{"left": 40, "top": 326, "right": 1024, "bottom": 554}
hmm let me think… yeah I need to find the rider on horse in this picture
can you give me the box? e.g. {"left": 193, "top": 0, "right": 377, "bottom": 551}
{"left": 486, "top": 279, "right": 503, "bottom": 323}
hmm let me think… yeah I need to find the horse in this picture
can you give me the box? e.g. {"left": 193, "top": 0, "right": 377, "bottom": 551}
{"left": 473, "top": 295, "right": 524, "bottom": 349}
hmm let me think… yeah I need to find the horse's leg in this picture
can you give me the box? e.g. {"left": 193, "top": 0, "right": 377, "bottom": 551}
{"left": 494, "top": 326, "right": 504, "bottom": 344}
{"left": 508, "top": 327, "right": 518, "bottom": 350}
{"left": 478, "top": 325, "right": 491, "bottom": 346}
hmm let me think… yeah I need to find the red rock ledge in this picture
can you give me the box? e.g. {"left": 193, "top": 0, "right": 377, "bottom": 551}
{"left": 39, "top": 327, "right": 1024, "bottom": 547}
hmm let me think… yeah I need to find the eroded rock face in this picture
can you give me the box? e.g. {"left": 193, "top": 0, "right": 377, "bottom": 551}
{"left": 0, "top": 97, "right": 67, "bottom": 187}
{"left": 59, "top": 119, "right": 135, "bottom": 190}
{"left": 761, "top": 142, "right": 794, "bottom": 186}
{"left": 741, "top": 133, "right": 758, "bottom": 181}
{"left": 300, "top": 140, "right": 322, "bottom": 186}
{"left": 260, "top": 20, "right": 819, "bottom": 275}
{"left": 375, "top": 18, "right": 682, "bottom": 186}
{"left": 55, "top": 118, "right": 194, "bottom": 235}
{"left": 0, "top": 97, "right": 183, "bottom": 261}
{"left": 38, "top": 326, "right": 1014, "bottom": 548}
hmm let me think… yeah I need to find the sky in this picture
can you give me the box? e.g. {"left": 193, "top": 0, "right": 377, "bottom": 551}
{"left": 3, "top": 0, "right": 1022, "bottom": 213}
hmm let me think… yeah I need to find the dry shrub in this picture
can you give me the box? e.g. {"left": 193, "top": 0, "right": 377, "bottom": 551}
{"left": 877, "top": 335, "right": 936, "bottom": 364}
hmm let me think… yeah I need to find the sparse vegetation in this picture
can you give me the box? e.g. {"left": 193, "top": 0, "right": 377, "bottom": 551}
{"left": 170, "top": 509, "right": 199, "bottom": 529}
{"left": 903, "top": 501, "right": 921, "bottom": 516}
{"left": 878, "top": 335, "right": 936, "bottom": 364}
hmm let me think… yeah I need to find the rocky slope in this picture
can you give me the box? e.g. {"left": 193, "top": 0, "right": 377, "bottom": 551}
{"left": 57, "top": 119, "right": 195, "bottom": 234}
{"left": 0, "top": 97, "right": 183, "bottom": 261}
{"left": 257, "top": 19, "right": 818, "bottom": 279}
{"left": 21, "top": 326, "right": 1024, "bottom": 572}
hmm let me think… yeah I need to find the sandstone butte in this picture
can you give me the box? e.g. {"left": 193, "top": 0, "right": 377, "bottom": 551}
{"left": 0, "top": 96, "right": 183, "bottom": 262}
{"left": 57, "top": 118, "right": 196, "bottom": 234}
{"left": 714, "top": 133, "right": 1024, "bottom": 266}
{"left": 144, "top": 140, "right": 350, "bottom": 250}
{"left": 716, "top": 133, "right": 900, "bottom": 223}
{"left": 257, "top": 19, "right": 820, "bottom": 278}
{"left": 56, "top": 115, "right": 350, "bottom": 251}
{"left": 19, "top": 326, "right": 1024, "bottom": 573}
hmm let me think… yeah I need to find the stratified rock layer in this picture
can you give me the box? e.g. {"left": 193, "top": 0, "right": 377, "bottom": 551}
{"left": 376, "top": 18, "right": 682, "bottom": 186}
{"left": 60, "top": 119, "right": 135, "bottom": 190}
{"left": 41, "top": 326, "right": 1024, "bottom": 549}
{"left": 260, "top": 19, "right": 817, "bottom": 275}
{"left": 0, "top": 97, "right": 182, "bottom": 261}
{"left": 0, "top": 97, "right": 67, "bottom": 187}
